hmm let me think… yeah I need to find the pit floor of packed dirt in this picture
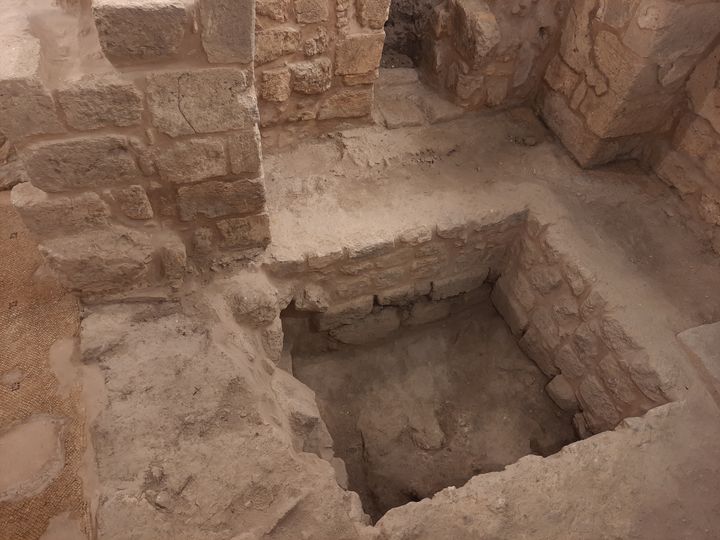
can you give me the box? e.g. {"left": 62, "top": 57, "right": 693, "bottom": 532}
{"left": 2, "top": 79, "right": 720, "bottom": 538}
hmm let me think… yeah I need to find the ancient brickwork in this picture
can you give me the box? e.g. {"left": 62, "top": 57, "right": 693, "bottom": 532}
{"left": 417, "top": 0, "right": 569, "bottom": 109}
{"left": 254, "top": 0, "right": 389, "bottom": 128}
{"left": 4, "top": 0, "right": 269, "bottom": 298}
{"left": 540, "top": 0, "right": 720, "bottom": 167}
{"left": 652, "top": 43, "right": 720, "bottom": 250}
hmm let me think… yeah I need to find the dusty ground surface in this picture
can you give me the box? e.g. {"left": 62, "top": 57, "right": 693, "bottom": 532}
{"left": 292, "top": 300, "right": 576, "bottom": 521}
{"left": 0, "top": 192, "right": 87, "bottom": 539}
{"left": 4, "top": 72, "right": 720, "bottom": 538}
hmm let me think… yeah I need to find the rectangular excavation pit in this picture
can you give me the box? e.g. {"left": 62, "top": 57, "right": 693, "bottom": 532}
{"left": 271, "top": 215, "right": 669, "bottom": 522}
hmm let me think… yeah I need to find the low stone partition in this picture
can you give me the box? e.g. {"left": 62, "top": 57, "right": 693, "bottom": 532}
{"left": 264, "top": 212, "right": 673, "bottom": 435}
{"left": 5, "top": 0, "right": 269, "bottom": 299}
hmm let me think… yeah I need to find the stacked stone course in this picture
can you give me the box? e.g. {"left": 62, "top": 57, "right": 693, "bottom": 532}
{"left": 4, "top": 0, "right": 270, "bottom": 298}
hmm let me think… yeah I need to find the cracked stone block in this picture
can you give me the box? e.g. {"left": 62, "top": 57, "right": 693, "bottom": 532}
{"left": 255, "top": 26, "right": 301, "bottom": 65}
{"left": 57, "top": 75, "right": 143, "bottom": 130}
{"left": 23, "top": 136, "right": 141, "bottom": 192}
{"left": 229, "top": 126, "right": 263, "bottom": 175}
{"left": 177, "top": 178, "right": 266, "bottom": 221}
{"left": 0, "top": 34, "right": 65, "bottom": 140}
{"left": 198, "top": 0, "right": 254, "bottom": 64}
{"left": 146, "top": 68, "right": 257, "bottom": 137}
{"left": 154, "top": 137, "right": 227, "bottom": 183}
{"left": 335, "top": 32, "right": 385, "bottom": 75}
{"left": 289, "top": 58, "right": 333, "bottom": 94}
{"left": 11, "top": 182, "right": 110, "bottom": 238}
{"left": 93, "top": 0, "right": 187, "bottom": 61}
{"left": 216, "top": 213, "right": 271, "bottom": 249}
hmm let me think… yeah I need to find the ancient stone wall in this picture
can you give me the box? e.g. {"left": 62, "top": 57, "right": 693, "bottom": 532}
{"left": 652, "top": 43, "right": 720, "bottom": 250}
{"left": 254, "top": 0, "right": 390, "bottom": 130}
{"left": 539, "top": 0, "right": 720, "bottom": 167}
{"left": 4, "top": 0, "right": 269, "bottom": 299}
{"left": 416, "top": 0, "right": 569, "bottom": 109}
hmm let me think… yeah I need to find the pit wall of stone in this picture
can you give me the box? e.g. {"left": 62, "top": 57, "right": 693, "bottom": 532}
{"left": 651, "top": 43, "right": 720, "bottom": 251}
{"left": 413, "top": 0, "right": 569, "bottom": 110}
{"left": 254, "top": 0, "right": 391, "bottom": 136}
{"left": 4, "top": 0, "right": 269, "bottom": 299}
{"left": 539, "top": 0, "right": 720, "bottom": 168}
{"left": 266, "top": 215, "right": 672, "bottom": 436}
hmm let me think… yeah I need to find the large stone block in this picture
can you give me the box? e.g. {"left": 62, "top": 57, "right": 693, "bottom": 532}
{"left": 335, "top": 32, "right": 385, "bottom": 75}
{"left": 577, "top": 374, "right": 620, "bottom": 432}
{"left": 357, "top": 0, "right": 390, "bottom": 29}
{"left": 198, "top": 0, "right": 254, "bottom": 64}
{"left": 449, "top": 0, "right": 501, "bottom": 69}
{"left": 255, "top": 27, "right": 301, "bottom": 65}
{"left": 229, "top": 127, "right": 263, "bottom": 175}
{"left": 39, "top": 227, "right": 153, "bottom": 293}
{"left": 177, "top": 178, "right": 266, "bottom": 221}
{"left": 11, "top": 182, "right": 110, "bottom": 238}
{"left": 23, "top": 136, "right": 140, "bottom": 192}
{"left": 593, "top": 31, "right": 658, "bottom": 97}
{"left": 317, "top": 87, "right": 373, "bottom": 119}
{"left": 289, "top": 58, "right": 333, "bottom": 94}
{"left": 294, "top": 0, "right": 328, "bottom": 23}
{"left": 147, "top": 68, "right": 257, "bottom": 137}
{"left": 0, "top": 35, "right": 65, "bottom": 140}
{"left": 92, "top": 0, "right": 187, "bottom": 61}
{"left": 57, "top": 75, "right": 143, "bottom": 130}
{"left": 216, "top": 213, "right": 271, "bottom": 249}
{"left": 154, "top": 137, "right": 227, "bottom": 183}
{"left": 260, "top": 67, "right": 292, "bottom": 102}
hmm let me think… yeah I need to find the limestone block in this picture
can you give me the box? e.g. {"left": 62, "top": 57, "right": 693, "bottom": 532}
{"left": 431, "top": 269, "right": 488, "bottom": 300}
{"left": 224, "top": 272, "right": 279, "bottom": 326}
{"left": 176, "top": 178, "right": 265, "bottom": 221}
{"left": 303, "top": 27, "right": 330, "bottom": 56}
{"left": 156, "top": 233, "right": 186, "bottom": 283}
{"left": 260, "top": 68, "right": 292, "bottom": 102}
{"left": 57, "top": 75, "right": 143, "bottom": 130}
{"left": 376, "top": 282, "right": 431, "bottom": 306}
{"left": 545, "top": 375, "right": 579, "bottom": 411}
{"left": 255, "top": 27, "right": 301, "bottom": 65}
{"left": 652, "top": 147, "right": 709, "bottom": 196}
{"left": 0, "top": 35, "right": 65, "bottom": 140}
{"left": 11, "top": 182, "right": 110, "bottom": 238}
{"left": 295, "top": 283, "right": 330, "bottom": 312}
{"left": 146, "top": 68, "right": 256, "bottom": 137}
{"left": 289, "top": 58, "right": 333, "bottom": 94}
{"left": 23, "top": 136, "right": 140, "bottom": 193}
{"left": 518, "top": 324, "right": 559, "bottom": 377}
{"left": 577, "top": 375, "right": 620, "bottom": 432}
{"left": 92, "top": 0, "right": 187, "bottom": 61}
{"left": 357, "top": 0, "right": 390, "bottom": 29}
{"left": 622, "top": 0, "right": 720, "bottom": 63}
{"left": 257, "top": 0, "right": 288, "bottom": 21}
{"left": 405, "top": 298, "right": 452, "bottom": 326}
{"left": 294, "top": 0, "right": 328, "bottom": 23}
{"left": 335, "top": 32, "right": 385, "bottom": 75}
{"left": 216, "top": 213, "right": 271, "bottom": 249}
{"left": 344, "top": 70, "right": 379, "bottom": 86}
{"left": 594, "top": 31, "right": 658, "bottom": 97}
{"left": 306, "top": 248, "right": 344, "bottom": 269}
{"left": 198, "top": 0, "right": 254, "bottom": 64}
{"left": 262, "top": 317, "right": 284, "bottom": 364}
{"left": 543, "top": 56, "right": 579, "bottom": 99}
{"left": 113, "top": 185, "right": 154, "bottom": 219}
{"left": 558, "top": 0, "right": 608, "bottom": 94}
{"left": 449, "top": 0, "right": 501, "bottom": 69}
{"left": 598, "top": 354, "right": 639, "bottom": 405}
{"left": 490, "top": 275, "right": 528, "bottom": 336}
{"left": 229, "top": 127, "right": 263, "bottom": 175}
{"left": 39, "top": 227, "right": 153, "bottom": 293}
{"left": 317, "top": 87, "right": 373, "bottom": 120}
{"left": 595, "top": 0, "right": 639, "bottom": 29}
{"left": 554, "top": 343, "right": 590, "bottom": 379}
{"left": 154, "top": 137, "right": 227, "bottom": 183}
{"left": 315, "top": 296, "right": 374, "bottom": 330}
{"left": 329, "top": 308, "right": 401, "bottom": 344}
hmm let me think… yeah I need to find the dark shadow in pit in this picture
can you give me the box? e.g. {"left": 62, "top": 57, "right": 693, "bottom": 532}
{"left": 282, "top": 288, "right": 577, "bottom": 522}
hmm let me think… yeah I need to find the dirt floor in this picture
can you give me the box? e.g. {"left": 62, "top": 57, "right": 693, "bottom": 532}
{"left": 292, "top": 300, "right": 576, "bottom": 521}
{"left": 0, "top": 192, "right": 87, "bottom": 540}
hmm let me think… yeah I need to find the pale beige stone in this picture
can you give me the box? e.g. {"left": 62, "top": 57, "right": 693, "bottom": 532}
{"left": 255, "top": 27, "right": 301, "bottom": 65}
{"left": 449, "top": 0, "right": 501, "bottom": 69}
{"left": 490, "top": 275, "right": 528, "bottom": 336}
{"left": 318, "top": 87, "right": 373, "bottom": 120}
{"left": 260, "top": 67, "right": 292, "bottom": 102}
{"left": 431, "top": 269, "right": 488, "bottom": 300}
{"left": 289, "top": 58, "right": 333, "bottom": 94}
{"left": 93, "top": 0, "right": 187, "bottom": 60}
{"left": 57, "top": 75, "right": 142, "bottom": 130}
{"left": 198, "top": 0, "right": 254, "bottom": 64}
{"left": 294, "top": 0, "right": 328, "bottom": 23}
{"left": 114, "top": 185, "right": 154, "bottom": 219}
{"left": 543, "top": 56, "right": 579, "bottom": 99}
{"left": 177, "top": 179, "right": 266, "bottom": 221}
{"left": 11, "top": 182, "right": 110, "bottom": 237}
{"left": 154, "top": 137, "right": 227, "bottom": 183}
{"left": 257, "top": 0, "right": 288, "bottom": 21}
{"left": 216, "top": 213, "right": 271, "bottom": 249}
{"left": 357, "top": 0, "right": 391, "bottom": 29}
{"left": 229, "top": 126, "right": 263, "bottom": 175}
{"left": 303, "top": 27, "right": 329, "bottom": 56}
{"left": 24, "top": 136, "right": 140, "bottom": 193}
{"left": 546, "top": 375, "right": 579, "bottom": 411}
{"left": 335, "top": 32, "right": 385, "bottom": 75}
{"left": 594, "top": 31, "right": 658, "bottom": 97}
{"left": 146, "top": 69, "right": 256, "bottom": 137}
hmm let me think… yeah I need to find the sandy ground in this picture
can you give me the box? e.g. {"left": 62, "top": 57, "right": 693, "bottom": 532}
{"left": 0, "top": 192, "right": 87, "bottom": 539}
